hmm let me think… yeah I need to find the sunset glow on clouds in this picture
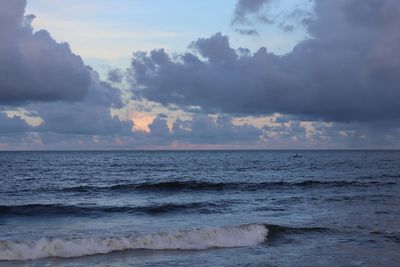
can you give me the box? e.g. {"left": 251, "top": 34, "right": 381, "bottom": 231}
{"left": 1, "top": 0, "right": 400, "bottom": 149}
{"left": 129, "top": 112, "right": 155, "bottom": 133}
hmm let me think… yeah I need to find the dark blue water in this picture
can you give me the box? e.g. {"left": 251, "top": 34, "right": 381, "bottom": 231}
{"left": 0, "top": 151, "right": 399, "bottom": 266}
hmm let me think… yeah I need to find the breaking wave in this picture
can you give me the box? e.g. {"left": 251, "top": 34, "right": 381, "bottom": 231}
{"left": 0, "top": 224, "right": 268, "bottom": 261}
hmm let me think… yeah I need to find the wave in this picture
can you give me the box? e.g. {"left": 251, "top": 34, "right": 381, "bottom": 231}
{"left": 61, "top": 181, "right": 228, "bottom": 193}
{"left": 61, "top": 180, "right": 396, "bottom": 193}
{"left": 0, "top": 201, "right": 231, "bottom": 217}
{"left": 0, "top": 224, "right": 268, "bottom": 261}
{"left": 370, "top": 231, "right": 400, "bottom": 243}
{"left": 265, "top": 224, "right": 333, "bottom": 235}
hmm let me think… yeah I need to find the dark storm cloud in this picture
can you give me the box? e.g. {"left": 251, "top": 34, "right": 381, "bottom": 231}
{"left": 0, "top": 0, "right": 90, "bottom": 105}
{"left": 129, "top": 0, "right": 400, "bottom": 123}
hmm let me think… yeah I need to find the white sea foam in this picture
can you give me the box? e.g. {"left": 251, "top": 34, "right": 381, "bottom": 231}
{"left": 0, "top": 224, "right": 268, "bottom": 261}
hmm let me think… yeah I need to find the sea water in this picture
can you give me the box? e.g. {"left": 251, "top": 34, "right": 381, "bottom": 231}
{"left": 0, "top": 151, "right": 399, "bottom": 266}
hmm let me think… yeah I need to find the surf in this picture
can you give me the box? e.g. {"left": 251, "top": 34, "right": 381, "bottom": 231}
{"left": 0, "top": 223, "right": 268, "bottom": 261}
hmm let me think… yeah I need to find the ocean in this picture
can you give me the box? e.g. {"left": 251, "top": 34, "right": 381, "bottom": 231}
{"left": 0, "top": 150, "right": 399, "bottom": 266}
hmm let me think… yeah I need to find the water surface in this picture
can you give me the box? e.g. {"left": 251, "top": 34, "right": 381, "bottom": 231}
{"left": 0, "top": 151, "right": 399, "bottom": 266}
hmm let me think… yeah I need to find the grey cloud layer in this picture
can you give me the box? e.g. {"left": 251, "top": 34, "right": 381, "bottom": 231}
{"left": 129, "top": 114, "right": 263, "bottom": 148}
{"left": 0, "top": 0, "right": 131, "bottom": 147}
{"left": 0, "top": 70, "right": 132, "bottom": 136}
{"left": 0, "top": 0, "right": 90, "bottom": 104}
{"left": 0, "top": 0, "right": 268, "bottom": 149}
{"left": 129, "top": 0, "right": 400, "bottom": 123}
{"left": 32, "top": 71, "right": 133, "bottom": 136}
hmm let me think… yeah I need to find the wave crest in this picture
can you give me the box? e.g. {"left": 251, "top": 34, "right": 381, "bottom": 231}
{"left": 60, "top": 180, "right": 395, "bottom": 193}
{"left": 0, "top": 224, "right": 268, "bottom": 261}
{"left": 0, "top": 201, "right": 232, "bottom": 217}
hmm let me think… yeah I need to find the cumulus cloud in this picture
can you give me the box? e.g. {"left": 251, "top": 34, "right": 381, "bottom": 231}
{"left": 0, "top": 1, "right": 133, "bottom": 149}
{"left": 30, "top": 71, "right": 133, "bottom": 136}
{"left": 172, "top": 114, "right": 262, "bottom": 145}
{"left": 0, "top": 71, "right": 134, "bottom": 149}
{"left": 2, "top": 0, "right": 400, "bottom": 149}
{"left": 130, "top": 114, "right": 262, "bottom": 148}
{"left": 0, "top": 0, "right": 90, "bottom": 105}
{"left": 0, "top": 71, "right": 133, "bottom": 142}
{"left": 5, "top": 113, "right": 262, "bottom": 150}
{"left": 129, "top": 0, "right": 400, "bottom": 123}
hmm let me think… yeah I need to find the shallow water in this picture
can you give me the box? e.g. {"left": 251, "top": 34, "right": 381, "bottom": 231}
{"left": 0, "top": 150, "right": 399, "bottom": 266}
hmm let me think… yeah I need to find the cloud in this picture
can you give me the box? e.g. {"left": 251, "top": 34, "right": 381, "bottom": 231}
{"left": 0, "top": 0, "right": 90, "bottom": 105}
{"left": 129, "top": 0, "right": 400, "bottom": 123}
{"left": 172, "top": 114, "right": 262, "bottom": 145}
{"left": 231, "top": 0, "right": 313, "bottom": 35}
{"left": 311, "top": 119, "right": 400, "bottom": 149}
{"left": 31, "top": 70, "right": 133, "bottom": 136}
{"left": 236, "top": 28, "right": 259, "bottom": 36}
{"left": 0, "top": 69, "right": 134, "bottom": 150}
{"left": 2, "top": 0, "right": 400, "bottom": 149}
{"left": 231, "top": 0, "right": 271, "bottom": 35}
{"left": 0, "top": 112, "right": 31, "bottom": 133}
{"left": 0, "top": 1, "right": 132, "bottom": 148}
{"left": 107, "top": 69, "right": 123, "bottom": 83}
{"left": 131, "top": 114, "right": 262, "bottom": 148}
{"left": 232, "top": 0, "right": 271, "bottom": 25}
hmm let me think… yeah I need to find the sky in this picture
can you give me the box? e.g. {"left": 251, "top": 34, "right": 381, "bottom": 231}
{"left": 1, "top": 0, "right": 400, "bottom": 150}
{"left": 26, "top": 0, "right": 309, "bottom": 71}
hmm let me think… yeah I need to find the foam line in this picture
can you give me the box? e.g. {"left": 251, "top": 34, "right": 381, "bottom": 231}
{"left": 0, "top": 224, "right": 268, "bottom": 261}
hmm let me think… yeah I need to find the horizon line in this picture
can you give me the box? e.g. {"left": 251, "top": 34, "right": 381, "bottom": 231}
{"left": 1, "top": 149, "right": 399, "bottom": 152}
